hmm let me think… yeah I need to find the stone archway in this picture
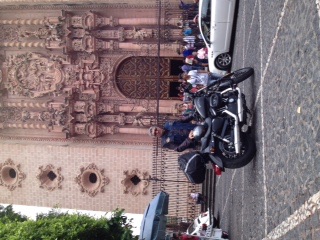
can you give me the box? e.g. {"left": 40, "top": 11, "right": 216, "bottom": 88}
{"left": 115, "top": 57, "right": 183, "bottom": 100}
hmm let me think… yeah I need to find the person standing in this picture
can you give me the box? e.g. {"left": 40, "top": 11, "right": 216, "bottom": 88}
{"left": 187, "top": 70, "right": 222, "bottom": 87}
{"left": 189, "top": 192, "right": 206, "bottom": 204}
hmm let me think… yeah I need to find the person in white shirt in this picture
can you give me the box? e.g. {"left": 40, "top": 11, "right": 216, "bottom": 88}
{"left": 186, "top": 70, "right": 222, "bottom": 87}
{"left": 189, "top": 192, "right": 206, "bottom": 204}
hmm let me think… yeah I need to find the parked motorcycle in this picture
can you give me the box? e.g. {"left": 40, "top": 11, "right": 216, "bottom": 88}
{"left": 178, "top": 68, "right": 256, "bottom": 183}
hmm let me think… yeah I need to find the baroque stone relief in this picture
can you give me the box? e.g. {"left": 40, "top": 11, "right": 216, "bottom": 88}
{"left": 3, "top": 52, "right": 105, "bottom": 99}
{"left": 0, "top": 25, "right": 20, "bottom": 42}
{"left": 5, "top": 52, "right": 65, "bottom": 98}
{"left": 37, "top": 164, "right": 63, "bottom": 191}
{"left": 74, "top": 163, "right": 110, "bottom": 197}
{"left": 0, "top": 7, "right": 179, "bottom": 143}
{"left": 18, "top": 17, "right": 65, "bottom": 43}
{"left": 0, "top": 159, "right": 26, "bottom": 191}
{"left": 121, "top": 169, "right": 149, "bottom": 196}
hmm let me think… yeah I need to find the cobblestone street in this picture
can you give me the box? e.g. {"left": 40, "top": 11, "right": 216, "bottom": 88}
{"left": 212, "top": 0, "right": 320, "bottom": 239}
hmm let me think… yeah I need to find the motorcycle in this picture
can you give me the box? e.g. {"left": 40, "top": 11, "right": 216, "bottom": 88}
{"left": 178, "top": 67, "right": 256, "bottom": 182}
{"left": 178, "top": 68, "right": 256, "bottom": 183}
{"left": 191, "top": 67, "right": 256, "bottom": 169}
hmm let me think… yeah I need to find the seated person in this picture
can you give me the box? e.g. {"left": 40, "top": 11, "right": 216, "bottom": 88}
{"left": 149, "top": 116, "right": 197, "bottom": 152}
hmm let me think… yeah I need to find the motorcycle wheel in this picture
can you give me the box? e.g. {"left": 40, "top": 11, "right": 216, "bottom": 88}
{"left": 226, "top": 67, "right": 254, "bottom": 85}
{"left": 216, "top": 133, "right": 256, "bottom": 169}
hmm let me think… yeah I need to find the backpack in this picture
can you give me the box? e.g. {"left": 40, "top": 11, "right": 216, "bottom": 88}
{"left": 178, "top": 152, "right": 207, "bottom": 184}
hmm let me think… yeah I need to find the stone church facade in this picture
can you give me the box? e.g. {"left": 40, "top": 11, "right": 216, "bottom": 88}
{"left": 0, "top": 1, "right": 193, "bottom": 214}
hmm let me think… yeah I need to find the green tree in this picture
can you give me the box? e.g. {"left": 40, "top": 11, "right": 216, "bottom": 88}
{"left": 0, "top": 205, "right": 28, "bottom": 224}
{"left": 0, "top": 206, "right": 138, "bottom": 240}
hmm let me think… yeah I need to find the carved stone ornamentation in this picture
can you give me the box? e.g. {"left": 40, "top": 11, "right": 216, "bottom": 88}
{"left": 0, "top": 26, "right": 20, "bottom": 42}
{"left": 0, "top": 159, "right": 26, "bottom": 191}
{"left": 19, "top": 25, "right": 63, "bottom": 42}
{"left": 125, "top": 27, "right": 154, "bottom": 40}
{"left": 74, "top": 163, "right": 110, "bottom": 197}
{"left": 0, "top": 107, "right": 24, "bottom": 122}
{"left": 71, "top": 35, "right": 95, "bottom": 53}
{"left": 118, "top": 113, "right": 126, "bottom": 125}
{"left": 121, "top": 169, "right": 149, "bottom": 196}
{"left": 37, "top": 164, "right": 63, "bottom": 191}
{"left": 5, "top": 52, "right": 65, "bottom": 98}
{"left": 67, "top": 11, "right": 96, "bottom": 30}
{"left": 73, "top": 122, "right": 102, "bottom": 138}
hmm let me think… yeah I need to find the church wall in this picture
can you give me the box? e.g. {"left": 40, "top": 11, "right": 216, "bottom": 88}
{"left": 0, "top": 0, "right": 185, "bottom": 215}
{"left": 0, "top": 0, "right": 171, "bottom": 5}
{"left": 0, "top": 142, "right": 153, "bottom": 213}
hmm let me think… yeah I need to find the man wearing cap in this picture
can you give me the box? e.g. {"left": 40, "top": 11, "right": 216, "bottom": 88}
{"left": 149, "top": 116, "right": 197, "bottom": 152}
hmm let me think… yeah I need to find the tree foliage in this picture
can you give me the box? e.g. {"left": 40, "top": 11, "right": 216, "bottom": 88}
{"left": 0, "top": 206, "right": 138, "bottom": 240}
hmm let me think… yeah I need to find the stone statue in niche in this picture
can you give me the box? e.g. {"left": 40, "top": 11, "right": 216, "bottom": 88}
{"left": 126, "top": 27, "right": 153, "bottom": 40}
{"left": 21, "top": 109, "right": 48, "bottom": 122}
{"left": 74, "top": 123, "right": 86, "bottom": 135}
{"left": 20, "top": 26, "right": 61, "bottom": 42}
{"left": 75, "top": 113, "right": 87, "bottom": 123}
{"left": 76, "top": 54, "right": 104, "bottom": 92}
{"left": 18, "top": 16, "right": 65, "bottom": 43}
{"left": 5, "top": 53, "right": 65, "bottom": 98}
{"left": 70, "top": 28, "right": 86, "bottom": 39}
{"left": 74, "top": 101, "right": 86, "bottom": 113}
{"left": 71, "top": 35, "right": 95, "bottom": 53}
{"left": 73, "top": 122, "right": 99, "bottom": 138}
{"left": 86, "top": 102, "right": 96, "bottom": 119}
{"left": 69, "top": 11, "right": 95, "bottom": 30}
{"left": 79, "top": 65, "right": 104, "bottom": 90}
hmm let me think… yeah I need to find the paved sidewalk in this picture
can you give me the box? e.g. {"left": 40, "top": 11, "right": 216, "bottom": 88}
{"left": 212, "top": 0, "right": 320, "bottom": 239}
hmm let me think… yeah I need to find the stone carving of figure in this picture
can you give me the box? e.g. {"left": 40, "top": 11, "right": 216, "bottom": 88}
{"left": 5, "top": 53, "right": 63, "bottom": 98}
{"left": 20, "top": 24, "right": 62, "bottom": 42}
{"left": 75, "top": 123, "right": 86, "bottom": 135}
{"left": 74, "top": 101, "right": 86, "bottom": 113}
{"left": 130, "top": 27, "right": 153, "bottom": 40}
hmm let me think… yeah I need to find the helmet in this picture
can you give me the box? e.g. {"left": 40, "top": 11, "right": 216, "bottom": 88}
{"left": 192, "top": 125, "right": 207, "bottom": 141}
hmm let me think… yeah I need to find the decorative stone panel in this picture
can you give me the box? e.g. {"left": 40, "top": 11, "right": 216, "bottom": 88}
{"left": 0, "top": 159, "right": 26, "bottom": 191}
{"left": 75, "top": 163, "right": 110, "bottom": 197}
{"left": 121, "top": 169, "right": 149, "bottom": 196}
{"left": 37, "top": 164, "right": 63, "bottom": 191}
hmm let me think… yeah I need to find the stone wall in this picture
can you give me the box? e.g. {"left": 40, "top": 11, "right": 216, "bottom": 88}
{"left": 0, "top": 142, "right": 153, "bottom": 213}
{"left": 0, "top": 0, "right": 183, "bottom": 214}
{"left": 0, "top": 0, "right": 163, "bottom": 5}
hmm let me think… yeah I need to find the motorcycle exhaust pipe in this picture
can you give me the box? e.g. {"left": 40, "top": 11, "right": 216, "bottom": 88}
{"left": 235, "top": 87, "right": 243, "bottom": 122}
{"left": 222, "top": 110, "right": 240, "bottom": 154}
{"left": 220, "top": 87, "right": 244, "bottom": 123}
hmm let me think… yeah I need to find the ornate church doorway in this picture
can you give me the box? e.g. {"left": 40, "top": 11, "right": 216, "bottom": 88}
{"left": 115, "top": 57, "right": 184, "bottom": 100}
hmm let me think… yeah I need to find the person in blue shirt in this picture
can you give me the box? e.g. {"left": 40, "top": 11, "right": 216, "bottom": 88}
{"left": 179, "top": 0, "right": 199, "bottom": 11}
{"left": 149, "top": 116, "right": 196, "bottom": 152}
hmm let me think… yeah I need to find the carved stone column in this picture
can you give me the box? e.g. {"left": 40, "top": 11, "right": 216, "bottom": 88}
{"left": 118, "top": 127, "right": 149, "bottom": 135}
{"left": 0, "top": 17, "right": 60, "bottom": 26}
{"left": 92, "top": 27, "right": 154, "bottom": 42}
{"left": 3, "top": 101, "right": 49, "bottom": 108}
{"left": 0, "top": 42, "right": 45, "bottom": 48}
{"left": 118, "top": 18, "right": 157, "bottom": 25}
{"left": 2, "top": 123, "right": 48, "bottom": 129}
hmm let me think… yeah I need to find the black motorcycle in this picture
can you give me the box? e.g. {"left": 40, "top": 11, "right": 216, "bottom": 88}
{"left": 191, "top": 67, "right": 256, "bottom": 169}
